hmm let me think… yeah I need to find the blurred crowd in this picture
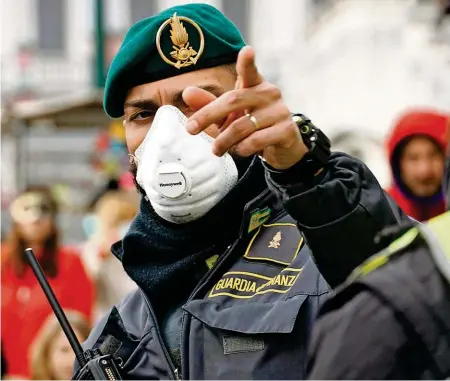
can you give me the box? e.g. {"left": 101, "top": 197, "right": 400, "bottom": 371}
{"left": 1, "top": 172, "right": 139, "bottom": 380}
{"left": 0, "top": 106, "right": 448, "bottom": 380}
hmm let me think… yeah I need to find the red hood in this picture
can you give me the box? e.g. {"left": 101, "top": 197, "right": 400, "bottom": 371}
{"left": 387, "top": 109, "right": 448, "bottom": 160}
{"left": 385, "top": 109, "right": 449, "bottom": 221}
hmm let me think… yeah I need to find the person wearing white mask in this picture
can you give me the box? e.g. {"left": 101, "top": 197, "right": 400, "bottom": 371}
{"left": 75, "top": 4, "right": 408, "bottom": 380}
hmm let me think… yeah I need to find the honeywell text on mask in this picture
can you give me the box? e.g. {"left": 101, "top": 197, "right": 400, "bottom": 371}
{"left": 159, "top": 182, "right": 183, "bottom": 187}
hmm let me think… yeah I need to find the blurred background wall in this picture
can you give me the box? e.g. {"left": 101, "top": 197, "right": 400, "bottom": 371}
{"left": 1, "top": 0, "right": 450, "bottom": 243}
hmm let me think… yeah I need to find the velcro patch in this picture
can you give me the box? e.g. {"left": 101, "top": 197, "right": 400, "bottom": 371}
{"left": 99, "top": 334, "right": 122, "bottom": 357}
{"left": 223, "top": 336, "right": 264, "bottom": 354}
{"left": 244, "top": 223, "right": 304, "bottom": 266}
{"left": 208, "top": 268, "right": 302, "bottom": 299}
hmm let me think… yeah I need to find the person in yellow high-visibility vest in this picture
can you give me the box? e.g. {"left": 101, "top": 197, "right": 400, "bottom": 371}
{"left": 308, "top": 118, "right": 450, "bottom": 379}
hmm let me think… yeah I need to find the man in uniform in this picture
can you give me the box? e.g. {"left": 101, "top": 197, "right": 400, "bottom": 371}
{"left": 307, "top": 118, "right": 450, "bottom": 379}
{"left": 75, "top": 4, "right": 407, "bottom": 379}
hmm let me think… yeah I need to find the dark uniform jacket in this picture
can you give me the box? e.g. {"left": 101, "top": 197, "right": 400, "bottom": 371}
{"left": 307, "top": 211, "right": 450, "bottom": 380}
{"left": 76, "top": 153, "right": 406, "bottom": 380}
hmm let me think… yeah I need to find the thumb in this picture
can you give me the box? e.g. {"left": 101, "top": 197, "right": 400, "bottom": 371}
{"left": 182, "top": 86, "right": 217, "bottom": 111}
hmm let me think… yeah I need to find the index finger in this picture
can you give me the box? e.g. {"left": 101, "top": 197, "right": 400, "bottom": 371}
{"left": 186, "top": 88, "right": 265, "bottom": 134}
{"left": 236, "top": 46, "right": 264, "bottom": 89}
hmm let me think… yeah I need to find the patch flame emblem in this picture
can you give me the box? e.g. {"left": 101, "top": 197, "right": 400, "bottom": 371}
{"left": 268, "top": 231, "right": 282, "bottom": 249}
{"left": 156, "top": 13, "right": 205, "bottom": 69}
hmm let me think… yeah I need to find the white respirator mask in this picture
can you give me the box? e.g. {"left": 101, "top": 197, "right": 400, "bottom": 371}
{"left": 135, "top": 105, "right": 238, "bottom": 224}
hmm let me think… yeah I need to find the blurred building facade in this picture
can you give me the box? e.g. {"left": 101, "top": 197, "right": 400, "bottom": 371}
{"left": 284, "top": 0, "right": 450, "bottom": 141}
{"left": 1, "top": 0, "right": 449, "bottom": 242}
{"left": 2, "top": 0, "right": 449, "bottom": 125}
{"left": 282, "top": 0, "right": 450, "bottom": 186}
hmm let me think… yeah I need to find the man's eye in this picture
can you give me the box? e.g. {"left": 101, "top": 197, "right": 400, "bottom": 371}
{"left": 130, "top": 111, "right": 154, "bottom": 121}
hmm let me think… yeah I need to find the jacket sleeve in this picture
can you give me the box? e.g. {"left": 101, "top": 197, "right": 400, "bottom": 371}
{"left": 266, "top": 152, "right": 409, "bottom": 287}
{"left": 307, "top": 290, "right": 410, "bottom": 379}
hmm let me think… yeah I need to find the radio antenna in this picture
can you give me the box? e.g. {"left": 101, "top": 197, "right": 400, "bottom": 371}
{"left": 24, "top": 248, "right": 87, "bottom": 367}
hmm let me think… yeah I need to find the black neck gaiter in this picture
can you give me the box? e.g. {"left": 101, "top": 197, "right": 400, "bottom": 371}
{"left": 112, "top": 157, "right": 267, "bottom": 317}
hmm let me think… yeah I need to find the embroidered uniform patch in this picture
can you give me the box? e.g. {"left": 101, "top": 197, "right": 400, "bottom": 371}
{"left": 244, "top": 223, "right": 304, "bottom": 266}
{"left": 206, "top": 254, "right": 219, "bottom": 269}
{"left": 248, "top": 207, "right": 271, "bottom": 233}
{"left": 208, "top": 268, "right": 302, "bottom": 299}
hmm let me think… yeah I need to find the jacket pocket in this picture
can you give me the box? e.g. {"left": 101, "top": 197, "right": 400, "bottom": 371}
{"left": 184, "top": 292, "right": 309, "bottom": 334}
{"left": 183, "top": 293, "right": 317, "bottom": 379}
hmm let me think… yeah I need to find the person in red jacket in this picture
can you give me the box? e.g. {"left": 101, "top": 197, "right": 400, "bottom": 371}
{"left": 386, "top": 109, "right": 449, "bottom": 221}
{"left": 1, "top": 187, "right": 95, "bottom": 379}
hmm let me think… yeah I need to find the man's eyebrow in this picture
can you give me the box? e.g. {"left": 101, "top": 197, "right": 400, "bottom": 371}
{"left": 124, "top": 84, "right": 225, "bottom": 110}
{"left": 197, "top": 84, "right": 225, "bottom": 96}
{"left": 124, "top": 99, "right": 159, "bottom": 110}
{"left": 171, "top": 84, "right": 226, "bottom": 105}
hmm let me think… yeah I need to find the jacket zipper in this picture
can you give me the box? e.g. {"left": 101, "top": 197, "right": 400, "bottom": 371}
{"left": 187, "top": 239, "right": 242, "bottom": 301}
{"left": 140, "top": 240, "right": 242, "bottom": 381}
{"left": 179, "top": 238, "right": 244, "bottom": 378}
{"left": 141, "top": 291, "right": 180, "bottom": 380}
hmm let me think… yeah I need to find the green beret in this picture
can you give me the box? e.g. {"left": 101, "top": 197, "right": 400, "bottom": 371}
{"left": 104, "top": 3, "right": 246, "bottom": 118}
